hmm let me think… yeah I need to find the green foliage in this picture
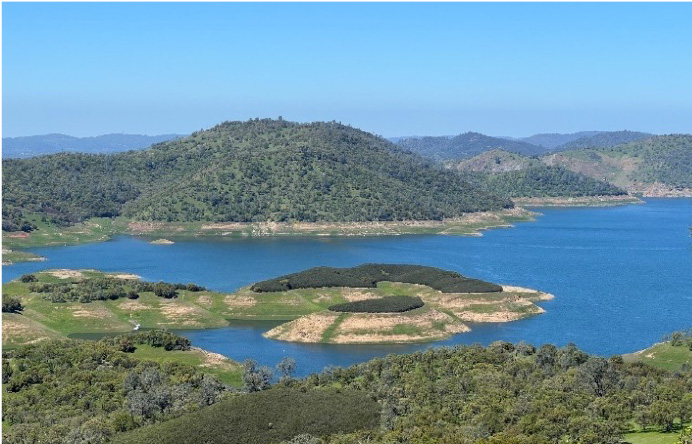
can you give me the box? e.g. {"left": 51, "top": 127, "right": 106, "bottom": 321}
{"left": 2, "top": 119, "right": 512, "bottom": 229}
{"left": 113, "top": 388, "right": 380, "bottom": 444}
{"left": 328, "top": 296, "right": 424, "bottom": 313}
{"left": 100, "top": 330, "right": 192, "bottom": 351}
{"left": 2, "top": 297, "right": 24, "bottom": 313}
{"left": 296, "top": 341, "right": 692, "bottom": 444}
{"left": 2, "top": 335, "right": 229, "bottom": 444}
{"left": 462, "top": 165, "right": 627, "bottom": 198}
{"left": 28, "top": 277, "right": 205, "bottom": 303}
{"left": 552, "top": 130, "right": 653, "bottom": 151}
{"left": 19, "top": 274, "right": 37, "bottom": 283}
{"left": 397, "top": 132, "right": 547, "bottom": 161}
{"left": 251, "top": 263, "right": 503, "bottom": 294}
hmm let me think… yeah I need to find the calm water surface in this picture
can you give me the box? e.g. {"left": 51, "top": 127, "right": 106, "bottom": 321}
{"left": 3, "top": 198, "right": 691, "bottom": 376}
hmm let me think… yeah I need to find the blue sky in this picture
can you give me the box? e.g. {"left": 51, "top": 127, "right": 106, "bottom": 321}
{"left": 3, "top": 2, "right": 692, "bottom": 138}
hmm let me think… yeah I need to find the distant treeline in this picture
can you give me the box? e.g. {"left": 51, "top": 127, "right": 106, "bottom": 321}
{"left": 251, "top": 264, "right": 503, "bottom": 294}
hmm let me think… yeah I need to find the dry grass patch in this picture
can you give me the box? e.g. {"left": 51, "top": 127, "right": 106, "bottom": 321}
{"left": 264, "top": 312, "right": 341, "bottom": 343}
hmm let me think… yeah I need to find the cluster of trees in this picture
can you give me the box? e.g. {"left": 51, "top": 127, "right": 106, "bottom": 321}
{"left": 552, "top": 130, "right": 653, "bottom": 152}
{"left": 328, "top": 296, "right": 424, "bottom": 313}
{"left": 2, "top": 119, "right": 513, "bottom": 230}
{"left": 1, "top": 208, "right": 37, "bottom": 232}
{"left": 251, "top": 264, "right": 502, "bottom": 294}
{"left": 100, "top": 330, "right": 192, "bottom": 353}
{"left": 295, "top": 341, "right": 692, "bottom": 443}
{"left": 24, "top": 275, "right": 206, "bottom": 303}
{"left": 2, "top": 334, "right": 229, "bottom": 444}
{"left": 461, "top": 165, "right": 627, "bottom": 199}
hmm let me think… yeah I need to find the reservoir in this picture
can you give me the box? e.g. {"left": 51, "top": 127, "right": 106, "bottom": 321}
{"left": 3, "top": 198, "right": 691, "bottom": 376}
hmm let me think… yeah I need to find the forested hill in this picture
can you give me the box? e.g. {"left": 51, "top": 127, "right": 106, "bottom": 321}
{"left": 551, "top": 130, "right": 653, "bottom": 152}
{"left": 544, "top": 134, "right": 692, "bottom": 193}
{"left": 2, "top": 133, "right": 185, "bottom": 158}
{"left": 511, "top": 131, "right": 603, "bottom": 149}
{"left": 396, "top": 132, "right": 547, "bottom": 161}
{"left": 450, "top": 150, "right": 627, "bottom": 199}
{"left": 2, "top": 119, "right": 512, "bottom": 229}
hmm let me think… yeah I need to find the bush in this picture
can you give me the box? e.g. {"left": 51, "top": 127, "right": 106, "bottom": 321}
{"left": 252, "top": 264, "right": 502, "bottom": 293}
{"left": 2, "top": 297, "right": 24, "bottom": 313}
{"left": 329, "top": 296, "right": 424, "bottom": 313}
{"left": 19, "top": 274, "right": 37, "bottom": 283}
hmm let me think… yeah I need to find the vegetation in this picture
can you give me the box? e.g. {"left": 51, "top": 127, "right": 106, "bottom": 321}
{"left": 552, "top": 130, "right": 653, "bottom": 152}
{"left": 624, "top": 330, "right": 692, "bottom": 371}
{"left": 1, "top": 333, "right": 236, "bottom": 444}
{"left": 251, "top": 264, "right": 503, "bottom": 294}
{"left": 25, "top": 274, "right": 205, "bottom": 303}
{"left": 544, "top": 134, "right": 692, "bottom": 193}
{"left": 113, "top": 387, "right": 380, "bottom": 444}
{"left": 463, "top": 165, "right": 628, "bottom": 199}
{"left": 41, "top": 334, "right": 688, "bottom": 444}
{"left": 397, "top": 131, "right": 547, "bottom": 161}
{"left": 2, "top": 119, "right": 511, "bottom": 229}
{"left": 514, "top": 131, "right": 603, "bottom": 149}
{"left": 328, "top": 296, "right": 424, "bottom": 313}
{"left": 2, "top": 296, "right": 24, "bottom": 313}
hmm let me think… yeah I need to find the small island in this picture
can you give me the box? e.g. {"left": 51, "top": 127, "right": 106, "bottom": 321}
{"left": 2, "top": 264, "right": 552, "bottom": 348}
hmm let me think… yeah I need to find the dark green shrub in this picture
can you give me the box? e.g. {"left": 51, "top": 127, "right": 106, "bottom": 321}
{"left": 19, "top": 274, "right": 37, "bottom": 283}
{"left": 252, "top": 264, "right": 502, "bottom": 293}
{"left": 328, "top": 296, "right": 424, "bottom": 313}
{"left": 2, "top": 297, "right": 24, "bottom": 313}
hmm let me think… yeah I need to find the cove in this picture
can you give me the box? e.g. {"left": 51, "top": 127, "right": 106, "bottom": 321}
{"left": 3, "top": 198, "right": 691, "bottom": 377}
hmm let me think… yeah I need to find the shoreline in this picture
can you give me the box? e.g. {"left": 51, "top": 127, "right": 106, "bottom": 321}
{"left": 512, "top": 195, "right": 643, "bottom": 207}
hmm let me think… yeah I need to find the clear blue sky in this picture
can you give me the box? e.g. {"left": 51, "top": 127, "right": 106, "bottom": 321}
{"left": 3, "top": 2, "right": 692, "bottom": 138}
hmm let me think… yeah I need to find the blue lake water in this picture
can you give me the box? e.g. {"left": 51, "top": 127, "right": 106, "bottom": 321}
{"left": 3, "top": 198, "right": 691, "bottom": 376}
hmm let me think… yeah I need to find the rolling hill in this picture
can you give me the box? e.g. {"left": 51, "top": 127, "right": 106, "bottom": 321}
{"left": 2, "top": 133, "right": 185, "bottom": 158}
{"left": 551, "top": 130, "right": 653, "bottom": 152}
{"left": 2, "top": 119, "right": 512, "bottom": 229}
{"left": 396, "top": 132, "right": 547, "bottom": 161}
{"left": 510, "top": 131, "right": 603, "bottom": 149}
{"left": 449, "top": 150, "right": 627, "bottom": 199}
{"left": 543, "top": 134, "right": 692, "bottom": 194}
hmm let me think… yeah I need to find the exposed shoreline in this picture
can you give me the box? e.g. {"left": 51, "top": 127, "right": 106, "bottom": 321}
{"left": 512, "top": 195, "right": 643, "bottom": 207}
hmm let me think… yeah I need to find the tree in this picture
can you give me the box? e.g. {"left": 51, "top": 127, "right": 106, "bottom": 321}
{"left": 651, "top": 400, "right": 676, "bottom": 432}
{"left": 242, "top": 359, "right": 273, "bottom": 392}
{"left": 277, "top": 357, "right": 297, "bottom": 381}
{"left": 2, "top": 296, "right": 24, "bottom": 313}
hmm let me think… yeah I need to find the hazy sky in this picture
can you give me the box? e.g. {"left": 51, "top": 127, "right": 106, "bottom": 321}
{"left": 3, "top": 2, "right": 692, "bottom": 138}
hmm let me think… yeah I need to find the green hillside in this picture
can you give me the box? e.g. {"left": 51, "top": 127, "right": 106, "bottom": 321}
{"left": 543, "top": 134, "right": 692, "bottom": 193}
{"left": 449, "top": 150, "right": 627, "bottom": 199}
{"left": 397, "top": 132, "right": 547, "bottom": 161}
{"left": 552, "top": 130, "right": 653, "bottom": 152}
{"left": 2, "top": 119, "right": 511, "bottom": 230}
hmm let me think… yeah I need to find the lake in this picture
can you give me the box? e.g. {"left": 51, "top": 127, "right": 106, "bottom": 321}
{"left": 3, "top": 198, "right": 691, "bottom": 376}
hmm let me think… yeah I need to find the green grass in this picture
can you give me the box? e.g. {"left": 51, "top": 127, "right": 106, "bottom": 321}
{"left": 1, "top": 248, "right": 44, "bottom": 265}
{"left": 624, "top": 342, "right": 692, "bottom": 371}
{"left": 131, "top": 344, "right": 242, "bottom": 387}
{"left": 321, "top": 313, "right": 347, "bottom": 342}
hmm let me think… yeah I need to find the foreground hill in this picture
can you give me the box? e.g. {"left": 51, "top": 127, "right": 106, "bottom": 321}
{"left": 2, "top": 119, "right": 511, "bottom": 230}
{"left": 543, "top": 134, "right": 692, "bottom": 195}
{"left": 551, "top": 130, "right": 653, "bottom": 152}
{"left": 397, "top": 132, "right": 547, "bottom": 161}
{"left": 449, "top": 150, "right": 629, "bottom": 200}
{"left": 1, "top": 133, "right": 185, "bottom": 158}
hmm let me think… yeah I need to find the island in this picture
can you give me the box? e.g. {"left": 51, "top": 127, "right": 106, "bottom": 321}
{"left": 2, "top": 264, "right": 553, "bottom": 347}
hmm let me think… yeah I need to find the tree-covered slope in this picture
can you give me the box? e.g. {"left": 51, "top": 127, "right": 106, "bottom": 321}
{"left": 543, "top": 134, "right": 692, "bottom": 192}
{"left": 397, "top": 132, "right": 547, "bottom": 161}
{"left": 2, "top": 119, "right": 512, "bottom": 228}
{"left": 449, "top": 150, "right": 627, "bottom": 199}
{"left": 552, "top": 130, "right": 653, "bottom": 152}
{"left": 514, "top": 131, "right": 603, "bottom": 149}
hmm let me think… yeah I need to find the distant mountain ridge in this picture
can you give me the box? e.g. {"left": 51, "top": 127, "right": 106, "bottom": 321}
{"left": 509, "top": 131, "right": 604, "bottom": 149}
{"left": 2, "top": 133, "right": 186, "bottom": 158}
{"left": 550, "top": 130, "right": 653, "bottom": 152}
{"left": 396, "top": 132, "right": 547, "bottom": 161}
